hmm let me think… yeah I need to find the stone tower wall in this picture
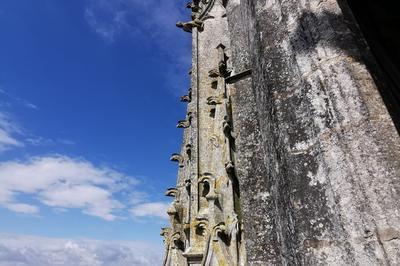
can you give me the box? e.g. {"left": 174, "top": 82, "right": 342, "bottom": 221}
{"left": 163, "top": 0, "right": 400, "bottom": 265}
{"left": 226, "top": 0, "right": 400, "bottom": 265}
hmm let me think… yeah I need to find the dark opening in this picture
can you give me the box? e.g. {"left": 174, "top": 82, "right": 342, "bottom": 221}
{"left": 343, "top": 0, "right": 400, "bottom": 131}
{"left": 211, "top": 80, "right": 218, "bottom": 90}
{"left": 210, "top": 108, "right": 216, "bottom": 118}
{"left": 201, "top": 182, "right": 210, "bottom": 197}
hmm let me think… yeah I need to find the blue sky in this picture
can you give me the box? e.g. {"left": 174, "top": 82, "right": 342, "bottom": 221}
{"left": 0, "top": 0, "right": 191, "bottom": 264}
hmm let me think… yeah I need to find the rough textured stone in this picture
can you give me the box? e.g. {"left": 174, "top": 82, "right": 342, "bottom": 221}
{"left": 227, "top": 0, "right": 400, "bottom": 265}
{"left": 163, "top": 0, "right": 400, "bottom": 265}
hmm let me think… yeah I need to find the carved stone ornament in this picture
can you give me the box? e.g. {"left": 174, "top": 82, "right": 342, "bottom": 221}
{"left": 207, "top": 95, "right": 224, "bottom": 105}
{"left": 171, "top": 232, "right": 185, "bottom": 250}
{"left": 176, "top": 19, "right": 204, "bottom": 33}
{"left": 180, "top": 94, "right": 191, "bottom": 103}
{"left": 195, "top": 220, "right": 209, "bottom": 237}
{"left": 210, "top": 135, "right": 221, "bottom": 148}
{"left": 161, "top": 227, "right": 171, "bottom": 237}
{"left": 170, "top": 153, "right": 184, "bottom": 168}
{"left": 165, "top": 188, "right": 178, "bottom": 198}
{"left": 167, "top": 204, "right": 178, "bottom": 216}
{"left": 208, "top": 68, "right": 220, "bottom": 78}
{"left": 212, "top": 222, "right": 227, "bottom": 242}
{"left": 182, "top": 88, "right": 193, "bottom": 103}
{"left": 177, "top": 119, "right": 191, "bottom": 128}
{"left": 177, "top": 112, "right": 193, "bottom": 128}
{"left": 198, "top": 0, "right": 216, "bottom": 20}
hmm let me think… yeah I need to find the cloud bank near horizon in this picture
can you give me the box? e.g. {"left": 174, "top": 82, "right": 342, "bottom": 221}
{"left": 0, "top": 234, "right": 162, "bottom": 266}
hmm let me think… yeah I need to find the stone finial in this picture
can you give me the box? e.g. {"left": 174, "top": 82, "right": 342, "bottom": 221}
{"left": 170, "top": 153, "right": 184, "bottom": 168}
{"left": 176, "top": 19, "right": 204, "bottom": 33}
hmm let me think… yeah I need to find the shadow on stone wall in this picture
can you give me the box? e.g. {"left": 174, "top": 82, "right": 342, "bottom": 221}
{"left": 290, "top": 7, "right": 400, "bottom": 132}
{"left": 290, "top": 10, "right": 363, "bottom": 63}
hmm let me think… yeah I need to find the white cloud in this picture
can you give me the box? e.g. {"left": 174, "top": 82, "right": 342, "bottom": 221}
{"left": 0, "top": 88, "right": 38, "bottom": 110}
{"left": 0, "top": 234, "right": 162, "bottom": 266}
{"left": 84, "top": 6, "right": 129, "bottom": 43}
{"left": 2, "top": 203, "right": 39, "bottom": 214}
{"left": 130, "top": 202, "right": 170, "bottom": 220}
{"left": 0, "top": 113, "right": 23, "bottom": 151}
{"left": 0, "top": 156, "right": 136, "bottom": 221}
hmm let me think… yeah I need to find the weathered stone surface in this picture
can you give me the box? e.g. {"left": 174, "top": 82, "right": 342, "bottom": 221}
{"left": 226, "top": 0, "right": 400, "bottom": 265}
{"left": 163, "top": 1, "right": 245, "bottom": 265}
{"left": 164, "top": 0, "right": 400, "bottom": 265}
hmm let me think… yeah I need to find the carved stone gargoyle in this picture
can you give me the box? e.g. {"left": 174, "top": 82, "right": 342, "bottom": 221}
{"left": 165, "top": 188, "right": 178, "bottom": 198}
{"left": 207, "top": 95, "right": 224, "bottom": 105}
{"left": 170, "top": 153, "right": 184, "bottom": 168}
{"left": 181, "top": 88, "right": 192, "bottom": 103}
{"left": 177, "top": 120, "right": 190, "bottom": 129}
{"left": 180, "top": 95, "right": 191, "bottom": 103}
{"left": 168, "top": 201, "right": 184, "bottom": 225}
{"left": 176, "top": 19, "right": 204, "bottom": 33}
{"left": 160, "top": 227, "right": 171, "bottom": 238}
{"left": 177, "top": 113, "right": 192, "bottom": 128}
